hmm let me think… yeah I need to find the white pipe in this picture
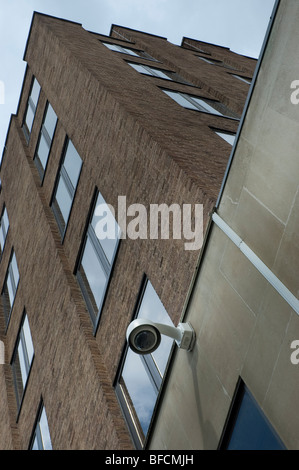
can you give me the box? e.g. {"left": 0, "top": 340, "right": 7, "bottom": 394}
{"left": 212, "top": 212, "right": 299, "bottom": 315}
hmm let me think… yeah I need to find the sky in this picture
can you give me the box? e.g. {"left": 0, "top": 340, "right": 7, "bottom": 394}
{"left": 0, "top": 0, "right": 276, "bottom": 153}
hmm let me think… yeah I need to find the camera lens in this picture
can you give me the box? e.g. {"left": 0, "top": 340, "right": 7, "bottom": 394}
{"left": 134, "top": 330, "right": 156, "bottom": 352}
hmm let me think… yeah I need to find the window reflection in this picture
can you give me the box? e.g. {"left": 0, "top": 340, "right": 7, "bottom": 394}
{"left": 76, "top": 191, "right": 120, "bottom": 329}
{"left": 51, "top": 137, "right": 82, "bottom": 236}
{"left": 116, "top": 278, "right": 174, "bottom": 448}
{"left": 220, "top": 381, "right": 286, "bottom": 450}
{"left": 12, "top": 313, "right": 35, "bottom": 409}
{"left": 2, "top": 251, "right": 20, "bottom": 326}
{"left": 22, "top": 77, "right": 41, "bottom": 141}
{"left": 31, "top": 404, "right": 52, "bottom": 450}
{"left": 34, "top": 102, "right": 57, "bottom": 179}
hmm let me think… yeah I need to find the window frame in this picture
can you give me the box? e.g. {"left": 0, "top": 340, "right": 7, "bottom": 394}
{"left": 218, "top": 379, "right": 286, "bottom": 450}
{"left": 22, "top": 76, "right": 41, "bottom": 142}
{"left": 34, "top": 101, "right": 58, "bottom": 182}
{"left": 29, "top": 401, "right": 52, "bottom": 450}
{"left": 1, "top": 249, "right": 20, "bottom": 328}
{"left": 0, "top": 205, "right": 9, "bottom": 257}
{"left": 51, "top": 136, "right": 83, "bottom": 239}
{"left": 11, "top": 311, "right": 35, "bottom": 412}
{"left": 162, "top": 88, "right": 240, "bottom": 120}
{"left": 114, "top": 276, "right": 175, "bottom": 449}
{"left": 210, "top": 127, "right": 236, "bottom": 146}
{"left": 101, "top": 41, "right": 157, "bottom": 61}
{"left": 75, "top": 189, "right": 120, "bottom": 333}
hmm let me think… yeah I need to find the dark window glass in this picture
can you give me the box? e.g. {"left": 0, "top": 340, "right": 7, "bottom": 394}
{"left": 220, "top": 381, "right": 286, "bottom": 450}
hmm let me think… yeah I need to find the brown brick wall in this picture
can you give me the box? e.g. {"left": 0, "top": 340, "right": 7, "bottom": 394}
{"left": 0, "top": 13, "right": 255, "bottom": 449}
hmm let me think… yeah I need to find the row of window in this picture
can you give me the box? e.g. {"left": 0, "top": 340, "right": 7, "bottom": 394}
{"left": 21, "top": 76, "right": 172, "bottom": 447}
{"left": 0, "top": 227, "right": 51, "bottom": 449}
{"left": 101, "top": 40, "right": 239, "bottom": 143}
{"left": 17, "top": 59, "right": 256, "bottom": 450}
{"left": 20, "top": 67, "right": 237, "bottom": 448}
{"left": 95, "top": 41, "right": 283, "bottom": 450}
{"left": 12, "top": 310, "right": 52, "bottom": 450}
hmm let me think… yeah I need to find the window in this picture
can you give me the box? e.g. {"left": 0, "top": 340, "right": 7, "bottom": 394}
{"left": 102, "top": 42, "right": 156, "bottom": 61}
{"left": 34, "top": 102, "right": 57, "bottom": 180}
{"left": 76, "top": 191, "right": 120, "bottom": 330}
{"left": 219, "top": 380, "right": 286, "bottom": 450}
{"left": 232, "top": 74, "right": 252, "bottom": 85}
{"left": 214, "top": 130, "right": 236, "bottom": 146}
{"left": 162, "top": 89, "right": 239, "bottom": 119}
{"left": 128, "top": 62, "right": 173, "bottom": 80}
{"left": 2, "top": 250, "right": 20, "bottom": 326}
{"left": 12, "top": 312, "right": 34, "bottom": 410}
{"left": 51, "top": 138, "right": 82, "bottom": 237}
{"left": 198, "top": 56, "right": 222, "bottom": 65}
{"left": 0, "top": 206, "right": 9, "bottom": 255}
{"left": 22, "top": 77, "right": 41, "bottom": 142}
{"left": 115, "top": 278, "right": 174, "bottom": 449}
{"left": 30, "top": 403, "right": 52, "bottom": 450}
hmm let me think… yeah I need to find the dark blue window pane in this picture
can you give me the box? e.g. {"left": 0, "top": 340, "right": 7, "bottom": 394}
{"left": 227, "top": 387, "right": 286, "bottom": 450}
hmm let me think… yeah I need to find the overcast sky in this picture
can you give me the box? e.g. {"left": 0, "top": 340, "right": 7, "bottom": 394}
{"left": 0, "top": 0, "right": 276, "bottom": 153}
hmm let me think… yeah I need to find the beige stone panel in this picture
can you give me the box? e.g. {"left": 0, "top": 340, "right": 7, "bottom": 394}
{"left": 273, "top": 186, "right": 299, "bottom": 298}
{"left": 243, "top": 109, "right": 299, "bottom": 224}
{"left": 230, "top": 188, "right": 285, "bottom": 269}
{"left": 220, "top": 238, "right": 268, "bottom": 314}
{"left": 219, "top": 135, "right": 255, "bottom": 222}
{"left": 262, "top": 311, "right": 299, "bottom": 450}
{"left": 149, "top": 344, "right": 232, "bottom": 450}
{"left": 198, "top": 268, "right": 255, "bottom": 394}
{"left": 183, "top": 225, "right": 228, "bottom": 333}
{"left": 241, "top": 283, "right": 293, "bottom": 405}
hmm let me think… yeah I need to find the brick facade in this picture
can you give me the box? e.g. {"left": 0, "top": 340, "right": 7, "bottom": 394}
{"left": 0, "top": 13, "right": 255, "bottom": 449}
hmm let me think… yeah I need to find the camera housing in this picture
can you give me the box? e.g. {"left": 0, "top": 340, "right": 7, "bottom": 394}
{"left": 126, "top": 318, "right": 196, "bottom": 355}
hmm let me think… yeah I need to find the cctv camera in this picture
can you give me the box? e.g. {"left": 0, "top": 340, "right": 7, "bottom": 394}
{"left": 126, "top": 318, "right": 195, "bottom": 355}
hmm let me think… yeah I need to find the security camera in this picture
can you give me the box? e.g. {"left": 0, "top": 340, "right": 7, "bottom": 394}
{"left": 126, "top": 318, "right": 196, "bottom": 355}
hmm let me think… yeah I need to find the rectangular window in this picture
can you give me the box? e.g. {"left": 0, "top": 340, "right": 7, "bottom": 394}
{"left": 11, "top": 312, "right": 34, "bottom": 410}
{"left": 51, "top": 138, "right": 82, "bottom": 237}
{"left": 0, "top": 206, "right": 9, "bottom": 255}
{"left": 197, "top": 56, "right": 222, "bottom": 65}
{"left": 232, "top": 74, "right": 251, "bottom": 85}
{"left": 22, "top": 77, "right": 41, "bottom": 142}
{"left": 128, "top": 62, "right": 173, "bottom": 80}
{"left": 34, "top": 102, "right": 57, "bottom": 180}
{"left": 115, "top": 278, "right": 174, "bottom": 449}
{"left": 30, "top": 403, "right": 52, "bottom": 450}
{"left": 2, "top": 250, "right": 20, "bottom": 326}
{"left": 76, "top": 191, "right": 120, "bottom": 330}
{"left": 214, "top": 130, "right": 236, "bottom": 145}
{"left": 162, "top": 89, "right": 239, "bottom": 119}
{"left": 219, "top": 380, "right": 286, "bottom": 450}
{"left": 102, "top": 42, "right": 156, "bottom": 60}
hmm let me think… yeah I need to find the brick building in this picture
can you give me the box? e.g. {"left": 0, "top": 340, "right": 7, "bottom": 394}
{"left": 0, "top": 12, "right": 255, "bottom": 449}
